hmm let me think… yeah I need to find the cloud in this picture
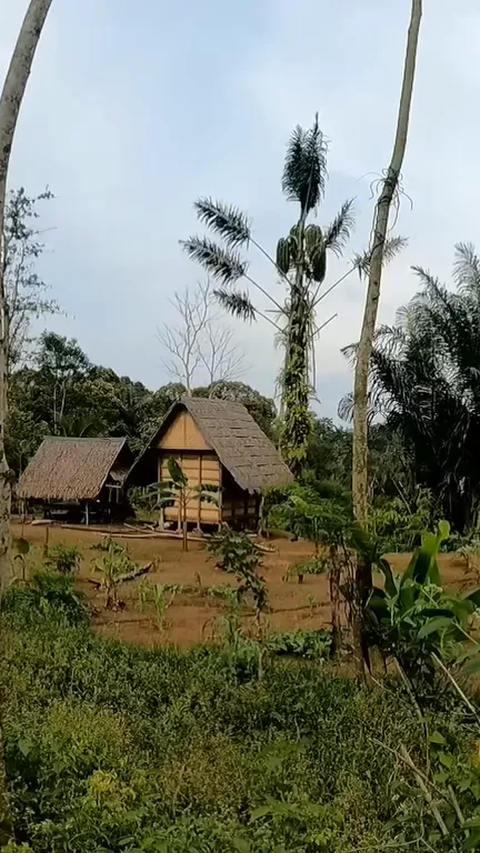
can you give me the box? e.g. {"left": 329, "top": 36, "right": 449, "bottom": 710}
{"left": 1, "top": 0, "right": 480, "bottom": 418}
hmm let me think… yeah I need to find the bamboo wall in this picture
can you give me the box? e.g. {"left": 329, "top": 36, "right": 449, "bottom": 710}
{"left": 159, "top": 452, "right": 221, "bottom": 524}
{"left": 157, "top": 411, "right": 220, "bottom": 525}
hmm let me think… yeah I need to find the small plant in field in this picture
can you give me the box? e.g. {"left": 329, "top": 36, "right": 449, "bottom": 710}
{"left": 135, "top": 581, "right": 177, "bottom": 628}
{"left": 206, "top": 527, "right": 268, "bottom": 628}
{"left": 306, "top": 593, "right": 318, "bottom": 619}
{"left": 151, "top": 583, "right": 177, "bottom": 630}
{"left": 206, "top": 584, "right": 240, "bottom": 611}
{"left": 285, "top": 556, "right": 328, "bottom": 584}
{"left": 91, "top": 536, "right": 126, "bottom": 555}
{"left": 458, "top": 539, "right": 480, "bottom": 584}
{"left": 91, "top": 540, "right": 148, "bottom": 609}
{"left": 3, "top": 570, "right": 89, "bottom": 625}
{"left": 44, "top": 544, "right": 81, "bottom": 575}
{"left": 136, "top": 578, "right": 153, "bottom": 611}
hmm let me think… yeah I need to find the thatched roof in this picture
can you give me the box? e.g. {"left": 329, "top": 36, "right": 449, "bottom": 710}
{"left": 18, "top": 437, "right": 131, "bottom": 502}
{"left": 133, "top": 396, "right": 293, "bottom": 493}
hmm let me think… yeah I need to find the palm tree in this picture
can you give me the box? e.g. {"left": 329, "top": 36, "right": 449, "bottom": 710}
{"left": 181, "top": 116, "right": 355, "bottom": 475}
{"left": 350, "top": 243, "right": 480, "bottom": 532}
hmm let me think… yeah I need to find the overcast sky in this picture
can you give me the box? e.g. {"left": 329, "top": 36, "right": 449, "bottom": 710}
{"left": 0, "top": 1, "right": 478, "bottom": 418}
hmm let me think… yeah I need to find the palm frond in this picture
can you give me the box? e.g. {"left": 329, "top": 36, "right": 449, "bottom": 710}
{"left": 180, "top": 236, "right": 247, "bottom": 284}
{"left": 282, "top": 114, "right": 327, "bottom": 215}
{"left": 340, "top": 341, "right": 357, "bottom": 367}
{"left": 411, "top": 265, "right": 442, "bottom": 292}
{"left": 453, "top": 242, "right": 480, "bottom": 295}
{"left": 354, "top": 235, "right": 408, "bottom": 278}
{"left": 382, "top": 235, "right": 409, "bottom": 264}
{"left": 337, "top": 392, "right": 354, "bottom": 423}
{"left": 323, "top": 198, "right": 355, "bottom": 257}
{"left": 214, "top": 288, "right": 256, "bottom": 322}
{"left": 193, "top": 198, "right": 251, "bottom": 248}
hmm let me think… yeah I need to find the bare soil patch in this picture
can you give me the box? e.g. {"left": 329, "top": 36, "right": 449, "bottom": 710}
{"left": 12, "top": 523, "right": 476, "bottom": 649}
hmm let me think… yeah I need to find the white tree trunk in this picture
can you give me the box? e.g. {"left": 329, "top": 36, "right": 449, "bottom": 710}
{"left": 0, "top": 0, "right": 53, "bottom": 589}
{"left": 352, "top": 0, "right": 422, "bottom": 525}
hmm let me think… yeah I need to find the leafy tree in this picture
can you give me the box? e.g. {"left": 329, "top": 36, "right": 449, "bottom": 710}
{"left": 33, "top": 332, "right": 91, "bottom": 432}
{"left": 181, "top": 117, "right": 355, "bottom": 474}
{"left": 7, "top": 334, "right": 279, "bottom": 477}
{"left": 305, "top": 416, "right": 352, "bottom": 489}
{"left": 3, "top": 188, "right": 58, "bottom": 368}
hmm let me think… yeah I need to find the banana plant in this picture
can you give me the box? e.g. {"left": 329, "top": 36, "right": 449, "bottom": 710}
{"left": 144, "top": 457, "right": 219, "bottom": 551}
{"left": 367, "top": 520, "right": 480, "bottom": 684}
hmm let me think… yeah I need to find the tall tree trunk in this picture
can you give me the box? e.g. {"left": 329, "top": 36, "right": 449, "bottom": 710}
{"left": 0, "top": 0, "right": 54, "bottom": 588}
{"left": 328, "top": 546, "right": 342, "bottom": 656}
{"left": 353, "top": 0, "right": 422, "bottom": 524}
{"left": 280, "top": 218, "right": 311, "bottom": 475}
{"left": 351, "top": 0, "right": 422, "bottom": 670}
{"left": 0, "top": 2, "right": 54, "bottom": 843}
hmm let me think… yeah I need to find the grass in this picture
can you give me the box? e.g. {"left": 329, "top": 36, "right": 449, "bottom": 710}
{"left": 1, "top": 572, "right": 478, "bottom": 852}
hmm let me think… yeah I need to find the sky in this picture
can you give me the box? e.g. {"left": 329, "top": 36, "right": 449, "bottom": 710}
{"left": 1, "top": 0, "right": 479, "bottom": 419}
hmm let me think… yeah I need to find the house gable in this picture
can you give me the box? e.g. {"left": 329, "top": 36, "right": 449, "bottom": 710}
{"left": 157, "top": 409, "right": 212, "bottom": 452}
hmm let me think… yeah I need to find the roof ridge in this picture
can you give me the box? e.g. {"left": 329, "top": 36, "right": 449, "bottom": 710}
{"left": 42, "top": 436, "right": 125, "bottom": 442}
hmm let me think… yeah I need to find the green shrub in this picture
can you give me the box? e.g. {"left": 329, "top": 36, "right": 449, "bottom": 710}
{"left": 266, "top": 628, "right": 332, "bottom": 659}
{"left": 1, "top": 589, "right": 478, "bottom": 852}
{"left": 44, "top": 543, "right": 81, "bottom": 575}
{"left": 2, "top": 571, "right": 90, "bottom": 626}
{"left": 206, "top": 528, "right": 268, "bottom": 621}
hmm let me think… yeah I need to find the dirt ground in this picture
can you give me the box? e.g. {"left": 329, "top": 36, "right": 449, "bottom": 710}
{"left": 11, "top": 522, "right": 477, "bottom": 649}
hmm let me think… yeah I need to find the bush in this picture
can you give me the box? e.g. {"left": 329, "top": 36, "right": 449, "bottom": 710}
{"left": 266, "top": 628, "right": 332, "bottom": 659}
{"left": 44, "top": 544, "right": 81, "bottom": 575}
{"left": 2, "top": 570, "right": 90, "bottom": 626}
{"left": 1, "top": 602, "right": 477, "bottom": 853}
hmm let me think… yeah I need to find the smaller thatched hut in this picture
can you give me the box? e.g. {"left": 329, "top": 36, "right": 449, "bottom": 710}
{"left": 128, "top": 396, "right": 293, "bottom": 530}
{"left": 18, "top": 436, "right": 134, "bottom": 523}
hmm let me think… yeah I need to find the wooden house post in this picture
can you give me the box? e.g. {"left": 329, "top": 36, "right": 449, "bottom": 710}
{"left": 218, "top": 464, "right": 223, "bottom": 530}
{"left": 196, "top": 453, "right": 202, "bottom": 532}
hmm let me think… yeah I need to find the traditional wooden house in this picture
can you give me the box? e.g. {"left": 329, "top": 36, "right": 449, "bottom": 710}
{"left": 128, "top": 397, "right": 293, "bottom": 530}
{"left": 18, "top": 436, "right": 135, "bottom": 523}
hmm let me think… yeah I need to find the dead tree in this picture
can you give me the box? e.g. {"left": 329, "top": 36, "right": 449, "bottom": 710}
{"left": 157, "top": 279, "right": 244, "bottom": 393}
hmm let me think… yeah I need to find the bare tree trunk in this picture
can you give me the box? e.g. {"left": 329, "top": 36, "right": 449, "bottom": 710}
{"left": 353, "top": 0, "right": 422, "bottom": 524}
{"left": 0, "top": 0, "right": 53, "bottom": 589}
{"left": 351, "top": 0, "right": 422, "bottom": 673}
{"left": 0, "top": 2, "right": 54, "bottom": 843}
